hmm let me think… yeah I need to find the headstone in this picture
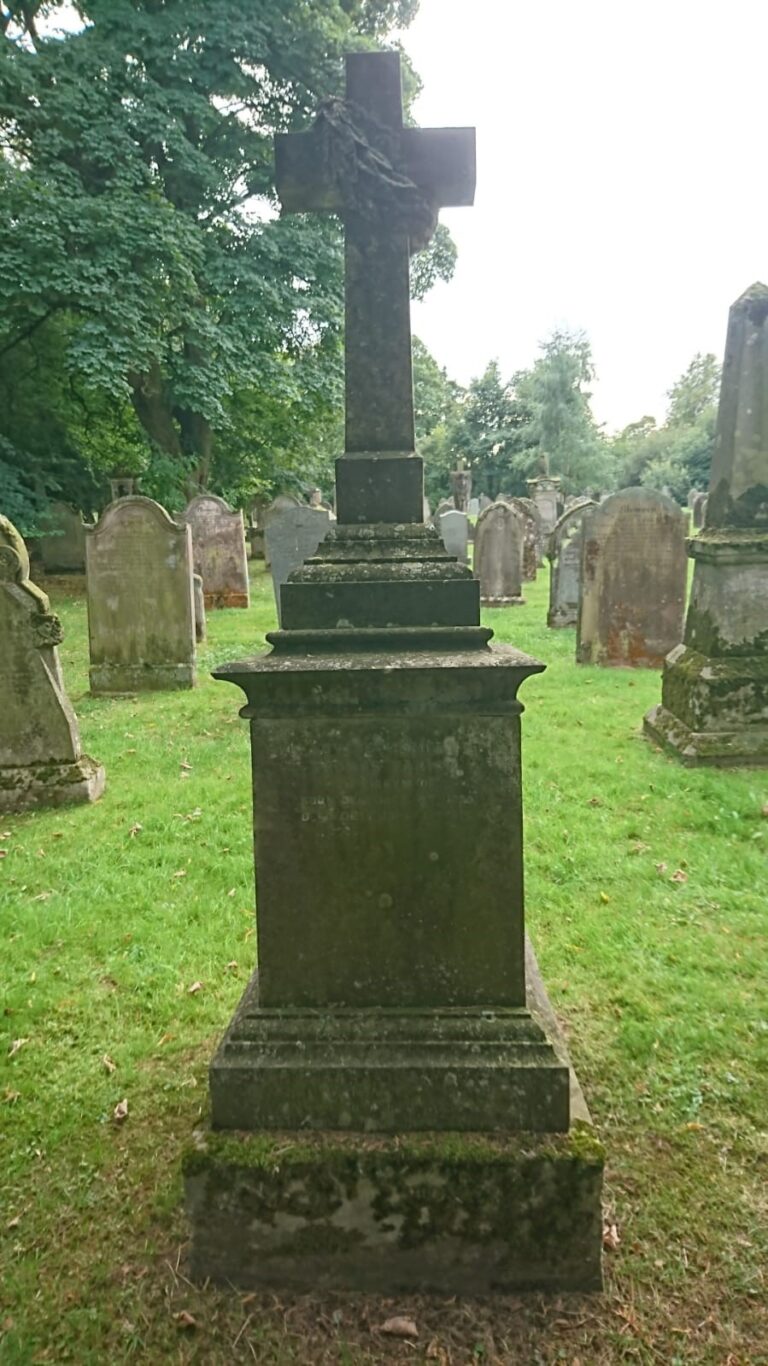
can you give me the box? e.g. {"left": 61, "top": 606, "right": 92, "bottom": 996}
{"left": 468, "top": 497, "right": 479, "bottom": 516}
{"left": 546, "top": 501, "right": 596, "bottom": 628}
{"left": 193, "top": 573, "right": 206, "bottom": 643}
{"left": 265, "top": 506, "right": 332, "bottom": 625}
{"left": 0, "top": 515, "right": 105, "bottom": 811}
{"left": 645, "top": 284, "right": 768, "bottom": 765}
{"left": 188, "top": 51, "right": 601, "bottom": 1295}
{"left": 450, "top": 459, "right": 472, "bottom": 512}
{"left": 576, "top": 487, "right": 687, "bottom": 666}
{"left": 438, "top": 507, "right": 469, "bottom": 564}
{"left": 432, "top": 497, "right": 454, "bottom": 526}
{"left": 37, "top": 503, "right": 88, "bottom": 573}
{"left": 262, "top": 494, "right": 303, "bottom": 569}
{"left": 86, "top": 496, "right": 196, "bottom": 693}
{"left": 183, "top": 494, "right": 250, "bottom": 609}
{"left": 686, "top": 488, "right": 700, "bottom": 509}
{"left": 691, "top": 491, "right": 708, "bottom": 528}
{"left": 504, "top": 496, "right": 540, "bottom": 579}
{"left": 527, "top": 475, "right": 562, "bottom": 535}
{"left": 478, "top": 493, "right": 493, "bottom": 512}
{"left": 473, "top": 501, "right": 524, "bottom": 605}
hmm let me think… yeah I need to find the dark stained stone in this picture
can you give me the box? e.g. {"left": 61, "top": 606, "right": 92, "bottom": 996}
{"left": 183, "top": 494, "right": 249, "bottom": 609}
{"left": 547, "top": 501, "right": 596, "bottom": 628}
{"left": 576, "top": 488, "right": 687, "bottom": 667}
{"left": 474, "top": 502, "right": 524, "bottom": 605}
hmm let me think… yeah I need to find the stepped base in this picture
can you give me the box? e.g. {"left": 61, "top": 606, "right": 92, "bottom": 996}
{"left": 0, "top": 755, "right": 105, "bottom": 812}
{"left": 644, "top": 703, "right": 768, "bottom": 767}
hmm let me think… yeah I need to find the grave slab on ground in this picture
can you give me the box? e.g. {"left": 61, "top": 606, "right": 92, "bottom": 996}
{"left": 186, "top": 51, "right": 603, "bottom": 1294}
{"left": 645, "top": 284, "right": 768, "bottom": 765}
{"left": 0, "top": 515, "right": 104, "bottom": 811}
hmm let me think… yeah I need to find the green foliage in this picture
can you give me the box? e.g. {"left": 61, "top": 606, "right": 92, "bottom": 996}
{"left": 610, "top": 352, "right": 720, "bottom": 501}
{"left": 513, "top": 329, "right": 611, "bottom": 492}
{"left": 0, "top": 0, "right": 426, "bottom": 515}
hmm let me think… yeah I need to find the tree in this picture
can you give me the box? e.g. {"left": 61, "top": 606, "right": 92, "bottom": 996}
{"left": 512, "top": 329, "right": 611, "bottom": 491}
{"left": 0, "top": 0, "right": 447, "bottom": 519}
{"left": 609, "top": 353, "right": 721, "bottom": 500}
{"left": 424, "top": 361, "right": 537, "bottom": 502}
{"left": 666, "top": 353, "right": 720, "bottom": 428}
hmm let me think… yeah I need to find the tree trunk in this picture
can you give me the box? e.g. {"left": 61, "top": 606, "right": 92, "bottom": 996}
{"left": 128, "top": 362, "right": 183, "bottom": 459}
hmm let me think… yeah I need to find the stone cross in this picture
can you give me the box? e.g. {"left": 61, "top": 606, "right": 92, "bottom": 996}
{"left": 275, "top": 52, "right": 475, "bottom": 459}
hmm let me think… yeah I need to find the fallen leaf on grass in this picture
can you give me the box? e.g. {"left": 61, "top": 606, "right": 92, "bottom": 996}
{"left": 761, "top": 803, "right": 768, "bottom": 818}
{"left": 172, "top": 869, "right": 187, "bottom": 879}
{"left": 587, "top": 796, "right": 602, "bottom": 807}
{"left": 128, "top": 823, "right": 143, "bottom": 838}
{"left": 4, "top": 1090, "right": 21, "bottom": 1104}
{"left": 379, "top": 1316, "right": 419, "bottom": 1339}
{"left": 599, "top": 891, "right": 610, "bottom": 904}
{"left": 629, "top": 841, "right": 650, "bottom": 855}
{"left": 102, "top": 1054, "right": 117, "bottom": 1074}
{"left": 113, "top": 1098, "right": 129, "bottom": 1123}
{"left": 8, "top": 1038, "right": 29, "bottom": 1058}
{"left": 426, "top": 1341, "right": 449, "bottom": 1363}
{"left": 225, "top": 961, "right": 238, "bottom": 972}
{"left": 0, "top": 831, "right": 11, "bottom": 838}
{"left": 6, "top": 1216, "right": 21, "bottom": 1230}
{"left": 670, "top": 869, "right": 688, "bottom": 884}
{"left": 187, "top": 981, "right": 203, "bottom": 995}
{"left": 31, "top": 891, "right": 51, "bottom": 902}
{"left": 0, "top": 851, "right": 7, "bottom": 860}
{"left": 156, "top": 1032, "right": 174, "bottom": 1046}
{"left": 602, "top": 1222, "right": 620, "bottom": 1251}
{"left": 655, "top": 862, "right": 668, "bottom": 875}
{"left": 174, "top": 1311, "right": 197, "bottom": 1331}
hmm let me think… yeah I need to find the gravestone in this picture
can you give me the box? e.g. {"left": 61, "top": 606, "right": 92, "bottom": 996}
{"left": 547, "top": 501, "right": 596, "bottom": 628}
{"left": 86, "top": 497, "right": 196, "bottom": 693}
{"left": 262, "top": 494, "right": 303, "bottom": 569}
{"left": 187, "top": 50, "right": 602, "bottom": 1295}
{"left": 504, "top": 496, "right": 540, "bottom": 579}
{"left": 0, "top": 516, "right": 105, "bottom": 811}
{"left": 433, "top": 496, "right": 454, "bottom": 526}
{"left": 192, "top": 573, "right": 206, "bottom": 643}
{"left": 265, "top": 505, "right": 332, "bottom": 625}
{"left": 468, "top": 497, "right": 480, "bottom": 516}
{"left": 478, "top": 493, "right": 493, "bottom": 511}
{"left": 527, "top": 474, "right": 562, "bottom": 534}
{"left": 438, "top": 507, "right": 469, "bottom": 564}
{"left": 37, "top": 503, "right": 88, "bottom": 573}
{"left": 183, "top": 494, "right": 249, "bottom": 608}
{"left": 691, "top": 491, "right": 708, "bottom": 528}
{"left": 474, "top": 501, "right": 524, "bottom": 605}
{"left": 645, "top": 284, "right": 768, "bottom": 765}
{"left": 576, "top": 487, "right": 687, "bottom": 666}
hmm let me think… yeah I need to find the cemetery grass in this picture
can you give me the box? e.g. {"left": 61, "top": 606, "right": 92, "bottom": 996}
{"left": 1, "top": 566, "right": 766, "bottom": 1366}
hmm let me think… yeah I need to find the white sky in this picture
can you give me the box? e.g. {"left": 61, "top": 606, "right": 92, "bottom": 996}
{"left": 402, "top": 0, "right": 768, "bottom": 432}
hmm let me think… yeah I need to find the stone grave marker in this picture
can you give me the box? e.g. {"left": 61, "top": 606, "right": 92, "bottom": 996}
{"left": 187, "top": 50, "right": 602, "bottom": 1295}
{"left": 37, "top": 502, "right": 88, "bottom": 573}
{"left": 645, "top": 284, "right": 768, "bottom": 764}
{"left": 433, "top": 496, "right": 454, "bottom": 526}
{"left": 265, "top": 505, "right": 332, "bottom": 625}
{"left": 691, "top": 491, "right": 708, "bottom": 528}
{"left": 474, "top": 501, "right": 524, "bottom": 604}
{"left": 192, "top": 573, "right": 206, "bottom": 642}
{"left": 478, "top": 493, "right": 493, "bottom": 511}
{"left": 183, "top": 494, "right": 249, "bottom": 608}
{"left": 0, "top": 515, "right": 104, "bottom": 811}
{"left": 468, "top": 497, "right": 479, "bottom": 515}
{"left": 576, "top": 487, "right": 687, "bottom": 666}
{"left": 86, "top": 497, "right": 196, "bottom": 693}
{"left": 547, "top": 501, "right": 596, "bottom": 628}
{"left": 438, "top": 507, "right": 469, "bottom": 564}
{"left": 262, "top": 494, "right": 303, "bottom": 569}
{"left": 527, "top": 474, "right": 562, "bottom": 534}
{"left": 504, "top": 496, "right": 540, "bottom": 578}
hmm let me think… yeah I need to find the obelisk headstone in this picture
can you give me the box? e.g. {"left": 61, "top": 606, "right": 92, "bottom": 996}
{"left": 645, "top": 284, "right": 768, "bottom": 764}
{"left": 0, "top": 516, "right": 105, "bottom": 811}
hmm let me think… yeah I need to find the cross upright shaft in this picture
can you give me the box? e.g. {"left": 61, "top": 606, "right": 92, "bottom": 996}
{"left": 275, "top": 52, "right": 475, "bottom": 463}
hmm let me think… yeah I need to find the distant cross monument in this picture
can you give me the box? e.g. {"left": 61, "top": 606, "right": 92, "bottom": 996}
{"left": 276, "top": 51, "right": 474, "bottom": 519}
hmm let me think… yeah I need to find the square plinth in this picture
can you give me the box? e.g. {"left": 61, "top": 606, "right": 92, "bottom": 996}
{"left": 335, "top": 454, "right": 424, "bottom": 524}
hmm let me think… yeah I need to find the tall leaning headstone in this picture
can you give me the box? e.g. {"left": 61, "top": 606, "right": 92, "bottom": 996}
{"left": 86, "top": 497, "right": 196, "bottom": 694}
{"left": 576, "top": 487, "right": 687, "bottom": 666}
{"left": 183, "top": 494, "right": 249, "bottom": 608}
{"left": 0, "top": 516, "right": 104, "bottom": 811}
{"left": 186, "top": 51, "right": 602, "bottom": 1294}
{"left": 645, "top": 285, "right": 768, "bottom": 764}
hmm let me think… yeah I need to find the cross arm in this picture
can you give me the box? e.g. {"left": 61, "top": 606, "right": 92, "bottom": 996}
{"left": 401, "top": 128, "right": 476, "bottom": 208}
{"left": 274, "top": 129, "right": 342, "bottom": 214}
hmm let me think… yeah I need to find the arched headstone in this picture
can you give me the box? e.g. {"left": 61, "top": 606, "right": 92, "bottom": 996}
{"left": 86, "top": 496, "right": 196, "bottom": 693}
{"left": 502, "top": 496, "right": 541, "bottom": 579}
{"left": 0, "top": 515, "right": 105, "bottom": 810}
{"left": 576, "top": 488, "right": 687, "bottom": 666}
{"left": 265, "top": 506, "right": 332, "bottom": 625}
{"left": 546, "top": 501, "right": 596, "bottom": 628}
{"left": 473, "top": 502, "right": 524, "bottom": 605}
{"left": 183, "top": 494, "right": 250, "bottom": 608}
{"left": 438, "top": 508, "right": 469, "bottom": 565}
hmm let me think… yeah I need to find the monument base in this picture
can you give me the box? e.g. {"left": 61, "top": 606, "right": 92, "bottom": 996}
{"left": 0, "top": 755, "right": 105, "bottom": 812}
{"left": 186, "top": 943, "right": 602, "bottom": 1293}
{"left": 482, "top": 595, "right": 525, "bottom": 607}
{"left": 644, "top": 703, "right": 768, "bottom": 768}
{"left": 89, "top": 662, "right": 195, "bottom": 694}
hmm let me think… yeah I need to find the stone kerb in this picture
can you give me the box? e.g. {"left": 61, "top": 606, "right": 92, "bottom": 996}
{"left": 473, "top": 501, "right": 524, "bottom": 605}
{"left": 0, "top": 514, "right": 105, "bottom": 811}
{"left": 183, "top": 493, "right": 250, "bottom": 609}
{"left": 86, "top": 496, "right": 196, "bottom": 694}
{"left": 576, "top": 487, "right": 687, "bottom": 667}
{"left": 546, "top": 501, "right": 596, "bottom": 629}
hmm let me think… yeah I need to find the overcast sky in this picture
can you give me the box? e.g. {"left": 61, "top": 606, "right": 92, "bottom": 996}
{"left": 402, "top": 0, "right": 768, "bottom": 432}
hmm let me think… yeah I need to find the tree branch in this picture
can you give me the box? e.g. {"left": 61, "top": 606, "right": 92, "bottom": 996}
{"left": 0, "top": 307, "right": 60, "bottom": 361}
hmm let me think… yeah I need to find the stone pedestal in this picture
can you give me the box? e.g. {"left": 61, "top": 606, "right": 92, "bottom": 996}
{"left": 645, "top": 285, "right": 768, "bottom": 766}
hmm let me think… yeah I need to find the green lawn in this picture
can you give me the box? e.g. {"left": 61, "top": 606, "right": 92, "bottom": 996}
{"left": 1, "top": 563, "right": 766, "bottom": 1364}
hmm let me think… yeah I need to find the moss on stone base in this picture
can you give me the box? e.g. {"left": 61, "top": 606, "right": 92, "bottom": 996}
{"left": 184, "top": 1124, "right": 604, "bottom": 1294}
